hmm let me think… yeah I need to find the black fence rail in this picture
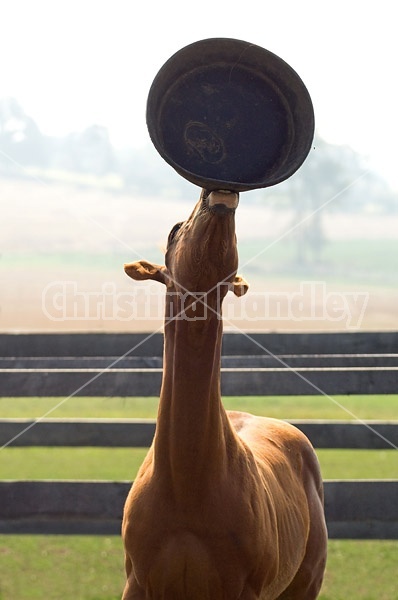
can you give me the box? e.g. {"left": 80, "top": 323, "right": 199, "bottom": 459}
{"left": 1, "top": 418, "right": 397, "bottom": 450}
{"left": 1, "top": 331, "right": 398, "bottom": 357}
{"left": 0, "top": 332, "right": 397, "bottom": 538}
{"left": 1, "top": 331, "right": 398, "bottom": 396}
{"left": 0, "top": 479, "right": 397, "bottom": 539}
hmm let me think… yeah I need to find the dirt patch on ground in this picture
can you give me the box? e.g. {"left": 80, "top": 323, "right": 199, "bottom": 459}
{"left": 1, "top": 265, "right": 397, "bottom": 333}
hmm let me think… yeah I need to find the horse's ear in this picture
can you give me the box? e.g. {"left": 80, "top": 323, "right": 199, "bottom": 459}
{"left": 124, "top": 261, "right": 167, "bottom": 285}
{"left": 231, "top": 275, "right": 249, "bottom": 297}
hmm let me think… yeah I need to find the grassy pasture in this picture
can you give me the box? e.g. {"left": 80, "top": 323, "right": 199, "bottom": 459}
{"left": 0, "top": 536, "right": 396, "bottom": 600}
{"left": 238, "top": 237, "right": 398, "bottom": 291}
{"left": 0, "top": 394, "right": 397, "bottom": 598}
{"left": 1, "top": 394, "right": 397, "bottom": 420}
{"left": 1, "top": 447, "right": 397, "bottom": 481}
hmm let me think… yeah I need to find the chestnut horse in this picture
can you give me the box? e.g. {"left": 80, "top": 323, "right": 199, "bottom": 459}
{"left": 122, "top": 189, "right": 327, "bottom": 599}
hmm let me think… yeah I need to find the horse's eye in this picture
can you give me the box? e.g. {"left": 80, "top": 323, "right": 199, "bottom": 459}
{"left": 167, "top": 222, "right": 183, "bottom": 245}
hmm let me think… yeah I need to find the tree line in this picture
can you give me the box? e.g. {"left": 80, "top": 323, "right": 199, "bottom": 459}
{"left": 1, "top": 96, "right": 397, "bottom": 216}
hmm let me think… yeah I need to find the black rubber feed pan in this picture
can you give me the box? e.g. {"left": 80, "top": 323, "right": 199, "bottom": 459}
{"left": 146, "top": 38, "right": 315, "bottom": 192}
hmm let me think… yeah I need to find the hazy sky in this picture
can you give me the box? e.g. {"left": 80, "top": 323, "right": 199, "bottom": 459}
{"left": 2, "top": 0, "right": 398, "bottom": 188}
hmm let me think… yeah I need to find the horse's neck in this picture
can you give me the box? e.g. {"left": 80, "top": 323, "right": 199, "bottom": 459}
{"left": 153, "top": 310, "right": 234, "bottom": 503}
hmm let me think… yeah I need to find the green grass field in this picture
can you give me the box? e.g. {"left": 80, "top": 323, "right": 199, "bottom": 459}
{"left": 0, "top": 536, "right": 396, "bottom": 600}
{"left": 239, "top": 237, "right": 398, "bottom": 287}
{"left": 1, "top": 394, "right": 397, "bottom": 420}
{"left": 2, "top": 446, "right": 397, "bottom": 481}
{"left": 5, "top": 239, "right": 398, "bottom": 285}
{"left": 0, "top": 394, "right": 397, "bottom": 599}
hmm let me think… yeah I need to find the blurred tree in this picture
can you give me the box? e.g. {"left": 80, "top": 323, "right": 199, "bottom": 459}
{"left": 279, "top": 136, "right": 398, "bottom": 266}
{"left": 0, "top": 97, "right": 48, "bottom": 169}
